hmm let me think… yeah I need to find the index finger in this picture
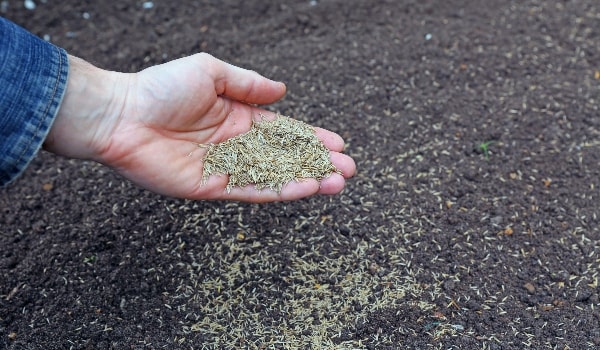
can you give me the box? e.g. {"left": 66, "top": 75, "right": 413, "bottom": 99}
{"left": 314, "top": 127, "right": 345, "bottom": 152}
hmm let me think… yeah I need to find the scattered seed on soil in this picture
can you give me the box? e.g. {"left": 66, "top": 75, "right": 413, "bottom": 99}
{"left": 6, "top": 1, "right": 600, "bottom": 348}
{"left": 200, "top": 114, "right": 341, "bottom": 193}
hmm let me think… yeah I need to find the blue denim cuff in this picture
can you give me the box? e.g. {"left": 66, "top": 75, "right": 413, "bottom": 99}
{"left": 0, "top": 17, "right": 69, "bottom": 186}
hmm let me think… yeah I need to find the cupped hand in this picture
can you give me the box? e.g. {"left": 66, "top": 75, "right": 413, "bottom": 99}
{"left": 45, "top": 53, "right": 355, "bottom": 202}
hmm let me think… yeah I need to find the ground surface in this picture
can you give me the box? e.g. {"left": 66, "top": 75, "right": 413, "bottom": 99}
{"left": 1, "top": 0, "right": 600, "bottom": 349}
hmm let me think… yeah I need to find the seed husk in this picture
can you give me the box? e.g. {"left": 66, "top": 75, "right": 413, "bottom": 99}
{"left": 201, "top": 114, "right": 341, "bottom": 193}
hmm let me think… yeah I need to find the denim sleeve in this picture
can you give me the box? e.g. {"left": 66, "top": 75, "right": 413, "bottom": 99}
{"left": 0, "top": 17, "right": 69, "bottom": 186}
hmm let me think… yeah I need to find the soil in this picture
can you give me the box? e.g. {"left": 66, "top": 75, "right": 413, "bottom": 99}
{"left": 1, "top": 0, "right": 600, "bottom": 349}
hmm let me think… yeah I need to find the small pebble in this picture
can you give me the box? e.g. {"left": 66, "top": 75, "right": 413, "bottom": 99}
{"left": 490, "top": 215, "right": 503, "bottom": 226}
{"left": 425, "top": 33, "right": 432, "bottom": 40}
{"left": 82, "top": 12, "right": 90, "bottom": 19}
{"left": 24, "top": 0, "right": 35, "bottom": 10}
{"left": 142, "top": 1, "right": 154, "bottom": 9}
{"left": 451, "top": 324, "right": 464, "bottom": 331}
{"left": 523, "top": 282, "right": 536, "bottom": 294}
{"left": 309, "top": 0, "right": 317, "bottom": 5}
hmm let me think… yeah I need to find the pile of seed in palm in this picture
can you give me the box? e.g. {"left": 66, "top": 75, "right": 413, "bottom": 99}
{"left": 201, "top": 114, "right": 341, "bottom": 193}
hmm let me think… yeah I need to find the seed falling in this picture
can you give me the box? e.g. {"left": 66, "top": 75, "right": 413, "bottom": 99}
{"left": 201, "top": 114, "right": 341, "bottom": 193}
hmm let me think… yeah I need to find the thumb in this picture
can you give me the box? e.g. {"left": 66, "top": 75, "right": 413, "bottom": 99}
{"left": 194, "top": 53, "right": 287, "bottom": 104}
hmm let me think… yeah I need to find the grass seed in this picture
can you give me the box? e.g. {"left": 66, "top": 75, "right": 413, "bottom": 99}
{"left": 201, "top": 114, "right": 341, "bottom": 193}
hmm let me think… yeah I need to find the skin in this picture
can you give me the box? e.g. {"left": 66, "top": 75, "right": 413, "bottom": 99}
{"left": 44, "top": 53, "right": 356, "bottom": 202}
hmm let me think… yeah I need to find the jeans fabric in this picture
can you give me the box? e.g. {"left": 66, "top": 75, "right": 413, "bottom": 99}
{"left": 0, "top": 17, "right": 69, "bottom": 186}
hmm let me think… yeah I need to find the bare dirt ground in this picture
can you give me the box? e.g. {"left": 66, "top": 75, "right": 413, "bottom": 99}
{"left": 1, "top": 0, "right": 600, "bottom": 349}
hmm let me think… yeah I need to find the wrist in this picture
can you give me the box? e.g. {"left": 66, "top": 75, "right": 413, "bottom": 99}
{"left": 44, "top": 55, "right": 128, "bottom": 162}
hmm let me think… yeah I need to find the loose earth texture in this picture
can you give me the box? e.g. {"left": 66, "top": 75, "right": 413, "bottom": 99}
{"left": 1, "top": 1, "right": 600, "bottom": 349}
{"left": 201, "top": 115, "right": 339, "bottom": 193}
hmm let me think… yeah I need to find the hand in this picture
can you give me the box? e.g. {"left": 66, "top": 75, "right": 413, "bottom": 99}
{"left": 44, "top": 53, "right": 356, "bottom": 202}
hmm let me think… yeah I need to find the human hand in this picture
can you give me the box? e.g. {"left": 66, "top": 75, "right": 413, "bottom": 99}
{"left": 44, "top": 53, "right": 355, "bottom": 202}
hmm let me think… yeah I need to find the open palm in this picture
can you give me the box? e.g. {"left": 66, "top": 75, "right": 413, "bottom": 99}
{"left": 61, "top": 54, "right": 355, "bottom": 202}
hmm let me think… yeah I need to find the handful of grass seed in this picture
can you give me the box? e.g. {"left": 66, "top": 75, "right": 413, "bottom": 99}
{"left": 201, "top": 114, "right": 341, "bottom": 193}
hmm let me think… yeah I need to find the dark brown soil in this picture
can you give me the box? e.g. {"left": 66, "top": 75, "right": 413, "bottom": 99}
{"left": 2, "top": 0, "right": 600, "bottom": 349}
